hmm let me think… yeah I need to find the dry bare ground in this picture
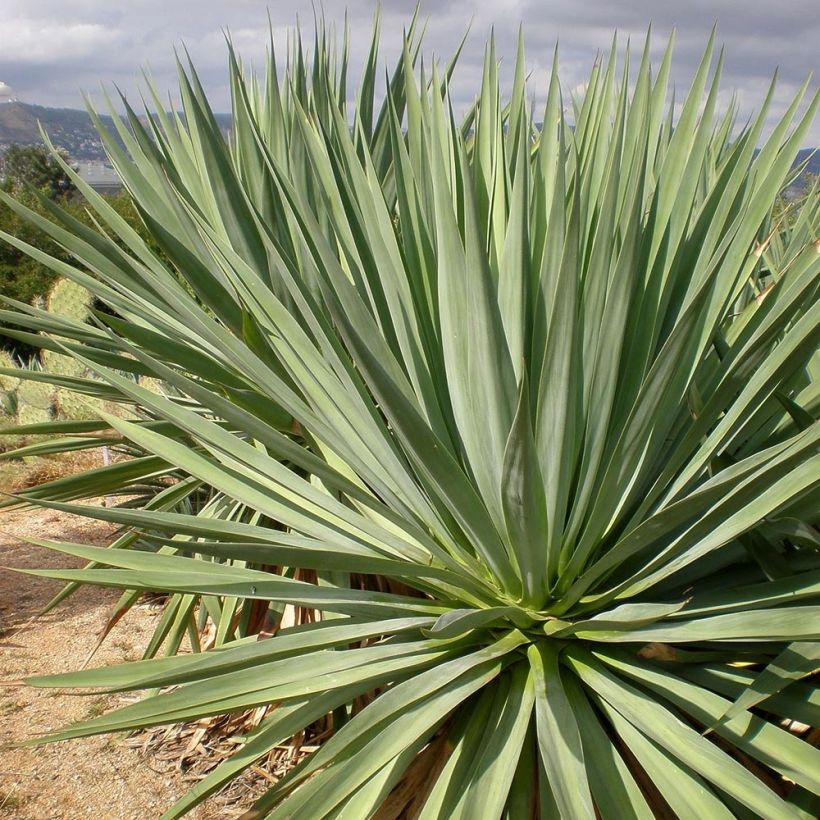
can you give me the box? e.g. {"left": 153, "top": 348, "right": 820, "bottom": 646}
{"left": 0, "top": 501, "right": 218, "bottom": 819}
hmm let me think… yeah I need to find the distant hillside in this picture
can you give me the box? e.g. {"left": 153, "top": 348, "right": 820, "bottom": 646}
{"left": 0, "top": 101, "right": 232, "bottom": 161}
{"left": 0, "top": 102, "right": 115, "bottom": 160}
{"left": 0, "top": 101, "right": 816, "bottom": 175}
{"left": 794, "top": 147, "right": 819, "bottom": 176}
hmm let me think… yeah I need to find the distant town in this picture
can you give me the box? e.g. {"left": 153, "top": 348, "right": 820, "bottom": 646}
{"left": 0, "top": 82, "right": 230, "bottom": 193}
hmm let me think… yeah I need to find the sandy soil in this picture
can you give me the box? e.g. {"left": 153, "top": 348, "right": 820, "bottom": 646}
{"left": 0, "top": 502, "right": 214, "bottom": 820}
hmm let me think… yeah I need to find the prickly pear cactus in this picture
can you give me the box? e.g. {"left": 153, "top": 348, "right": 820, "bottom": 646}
{"left": 17, "top": 376, "right": 53, "bottom": 410}
{"left": 16, "top": 378, "right": 54, "bottom": 425}
{"left": 0, "top": 388, "right": 15, "bottom": 419}
{"left": 45, "top": 278, "right": 94, "bottom": 323}
{"left": 42, "top": 350, "right": 86, "bottom": 378}
{"left": 0, "top": 349, "right": 21, "bottom": 393}
{"left": 41, "top": 279, "right": 93, "bottom": 380}
{"left": 53, "top": 388, "right": 106, "bottom": 421}
{"left": 16, "top": 404, "right": 51, "bottom": 425}
{"left": 139, "top": 376, "right": 165, "bottom": 394}
{"left": 39, "top": 278, "right": 105, "bottom": 418}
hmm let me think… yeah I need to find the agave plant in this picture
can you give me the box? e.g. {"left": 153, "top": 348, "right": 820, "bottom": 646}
{"left": 1, "top": 13, "right": 819, "bottom": 819}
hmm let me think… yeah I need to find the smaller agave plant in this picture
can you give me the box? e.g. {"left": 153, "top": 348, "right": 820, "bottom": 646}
{"left": 1, "top": 12, "right": 819, "bottom": 820}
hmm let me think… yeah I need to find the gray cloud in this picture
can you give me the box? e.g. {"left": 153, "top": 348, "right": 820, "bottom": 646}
{"left": 0, "top": 0, "right": 816, "bottom": 143}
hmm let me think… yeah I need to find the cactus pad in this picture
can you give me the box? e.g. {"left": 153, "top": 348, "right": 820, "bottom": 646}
{"left": 45, "top": 278, "right": 94, "bottom": 323}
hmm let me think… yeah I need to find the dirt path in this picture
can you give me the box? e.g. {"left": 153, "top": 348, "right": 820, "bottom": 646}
{"left": 0, "top": 503, "right": 212, "bottom": 819}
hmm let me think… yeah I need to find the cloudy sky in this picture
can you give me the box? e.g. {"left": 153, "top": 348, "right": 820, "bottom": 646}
{"left": 0, "top": 0, "right": 817, "bottom": 143}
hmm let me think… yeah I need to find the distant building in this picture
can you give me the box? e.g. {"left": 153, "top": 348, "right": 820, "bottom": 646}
{"left": 75, "top": 161, "right": 122, "bottom": 193}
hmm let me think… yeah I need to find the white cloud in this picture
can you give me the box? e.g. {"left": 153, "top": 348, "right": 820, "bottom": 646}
{"left": 0, "top": 17, "right": 121, "bottom": 62}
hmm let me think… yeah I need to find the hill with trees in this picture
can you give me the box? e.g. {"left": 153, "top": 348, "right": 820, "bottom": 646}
{"left": 0, "top": 101, "right": 232, "bottom": 160}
